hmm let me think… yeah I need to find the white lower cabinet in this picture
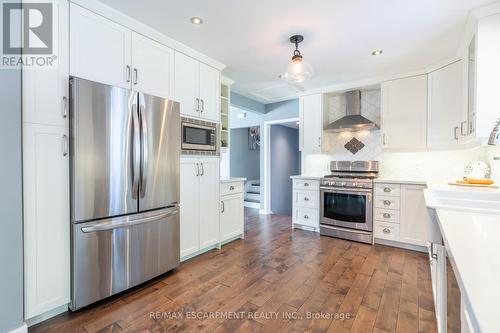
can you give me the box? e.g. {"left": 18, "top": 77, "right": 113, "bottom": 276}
{"left": 292, "top": 177, "right": 320, "bottom": 231}
{"left": 23, "top": 124, "right": 70, "bottom": 319}
{"left": 374, "top": 182, "right": 440, "bottom": 248}
{"left": 220, "top": 181, "right": 244, "bottom": 243}
{"left": 180, "top": 156, "right": 220, "bottom": 259}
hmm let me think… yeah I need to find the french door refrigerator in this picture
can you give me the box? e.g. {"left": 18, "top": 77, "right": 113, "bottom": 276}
{"left": 69, "top": 77, "right": 180, "bottom": 310}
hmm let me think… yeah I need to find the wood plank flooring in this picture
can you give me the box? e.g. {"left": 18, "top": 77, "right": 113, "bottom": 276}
{"left": 30, "top": 208, "right": 437, "bottom": 333}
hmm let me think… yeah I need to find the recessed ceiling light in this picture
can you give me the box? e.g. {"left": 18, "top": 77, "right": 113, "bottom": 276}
{"left": 190, "top": 17, "right": 203, "bottom": 25}
{"left": 371, "top": 49, "right": 383, "bottom": 56}
{"left": 278, "top": 74, "right": 285, "bottom": 79}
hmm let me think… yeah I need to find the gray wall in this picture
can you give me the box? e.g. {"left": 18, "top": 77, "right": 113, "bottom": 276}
{"left": 270, "top": 125, "right": 300, "bottom": 216}
{"left": 0, "top": 69, "right": 24, "bottom": 330}
{"left": 230, "top": 128, "right": 260, "bottom": 181}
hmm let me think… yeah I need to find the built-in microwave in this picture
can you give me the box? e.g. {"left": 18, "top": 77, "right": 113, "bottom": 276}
{"left": 181, "top": 118, "right": 218, "bottom": 154}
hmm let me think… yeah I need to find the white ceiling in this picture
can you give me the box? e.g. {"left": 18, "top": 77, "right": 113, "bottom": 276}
{"left": 99, "top": 0, "right": 492, "bottom": 103}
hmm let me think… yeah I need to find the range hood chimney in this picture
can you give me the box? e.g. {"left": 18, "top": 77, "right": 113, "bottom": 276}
{"left": 324, "top": 90, "right": 379, "bottom": 132}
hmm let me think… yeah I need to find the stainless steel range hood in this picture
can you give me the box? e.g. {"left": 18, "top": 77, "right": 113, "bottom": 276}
{"left": 324, "top": 90, "right": 379, "bottom": 132}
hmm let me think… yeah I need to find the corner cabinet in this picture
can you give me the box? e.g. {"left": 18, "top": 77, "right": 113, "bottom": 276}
{"left": 70, "top": 3, "right": 174, "bottom": 99}
{"left": 220, "top": 180, "right": 245, "bottom": 243}
{"left": 174, "top": 51, "right": 221, "bottom": 122}
{"left": 381, "top": 75, "right": 428, "bottom": 150}
{"left": 180, "top": 157, "right": 220, "bottom": 259}
{"left": 299, "top": 94, "right": 326, "bottom": 153}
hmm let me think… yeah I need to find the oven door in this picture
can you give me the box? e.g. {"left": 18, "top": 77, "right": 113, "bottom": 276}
{"left": 320, "top": 186, "right": 372, "bottom": 232}
{"left": 181, "top": 122, "right": 216, "bottom": 151}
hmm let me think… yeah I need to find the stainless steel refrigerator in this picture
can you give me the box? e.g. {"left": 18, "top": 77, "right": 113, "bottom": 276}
{"left": 69, "top": 77, "right": 180, "bottom": 310}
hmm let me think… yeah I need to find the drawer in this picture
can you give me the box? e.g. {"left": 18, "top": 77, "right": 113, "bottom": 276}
{"left": 373, "top": 208, "right": 399, "bottom": 224}
{"left": 294, "top": 190, "right": 319, "bottom": 208}
{"left": 374, "top": 195, "right": 400, "bottom": 210}
{"left": 294, "top": 207, "right": 319, "bottom": 228}
{"left": 375, "top": 183, "right": 401, "bottom": 197}
{"left": 374, "top": 221, "right": 400, "bottom": 241}
{"left": 220, "top": 181, "right": 244, "bottom": 196}
{"left": 293, "top": 179, "right": 320, "bottom": 190}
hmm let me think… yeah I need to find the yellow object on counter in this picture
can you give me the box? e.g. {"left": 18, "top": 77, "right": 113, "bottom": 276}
{"left": 462, "top": 178, "right": 495, "bottom": 185}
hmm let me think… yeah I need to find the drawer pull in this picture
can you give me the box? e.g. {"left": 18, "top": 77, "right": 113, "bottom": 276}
{"left": 383, "top": 200, "right": 391, "bottom": 206}
{"left": 382, "top": 228, "right": 391, "bottom": 234}
{"left": 303, "top": 215, "right": 309, "bottom": 219}
{"left": 383, "top": 187, "right": 391, "bottom": 192}
{"left": 304, "top": 182, "right": 309, "bottom": 187}
{"left": 383, "top": 213, "right": 391, "bottom": 218}
{"left": 304, "top": 197, "right": 310, "bottom": 201}
{"left": 229, "top": 185, "right": 235, "bottom": 190}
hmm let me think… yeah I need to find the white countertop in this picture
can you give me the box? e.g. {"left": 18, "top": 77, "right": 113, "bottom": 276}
{"left": 374, "top": 178, "right": 427, "bottom": 185}
{"left": 434, "top": 209, "right": 500, "bottom": 333}
{"left": 290, "top": 175, "right": 323, "bottom": 180}
{"left": 220, "top": 177, "right": 246, "bottom": 183}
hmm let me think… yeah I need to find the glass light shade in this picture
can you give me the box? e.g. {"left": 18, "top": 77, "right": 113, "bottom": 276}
{"left": 285, "top": 57, "right": 312, "bottom": 83}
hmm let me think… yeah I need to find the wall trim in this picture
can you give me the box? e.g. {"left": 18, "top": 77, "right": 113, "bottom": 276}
{"left": 8, "top": 323, "right": 27, "bottom": 333}
{"left": 25, "top": 304, "right": 68, "bottom": 327}
{"left": 263, "top": 117, "right": 300, "bottom": 215}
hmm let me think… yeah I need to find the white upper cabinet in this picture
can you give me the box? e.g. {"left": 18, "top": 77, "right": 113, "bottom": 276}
{"left": 174, "top": 51, "right": 221, "bottom": 122}
{"left": 70, "top": 3, "right": 131, "bottom": 88}
{"left": 381, "top": 75, "right": 428, "bottom": 150}
{"left": 23, "top": 123, "right": 70, "bottom": 319}
{"left": 174, "top": 52, "right": 199, "bottom": 118}
{"left": 300, "top": 94, "right": 324, "bottom": 152}
{"left": 199, "top": 63, "right": 221, "bottom": 122}
{"left": 131, "top": 32, "right": 174, "bottom": 99}
{"left": 428, "top": 61, "right": 465, "bottom": 148}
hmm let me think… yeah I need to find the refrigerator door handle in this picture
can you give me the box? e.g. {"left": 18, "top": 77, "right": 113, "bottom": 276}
{"left": 80, "top": 206, "right": 179, "bottom": 233}
{"left": 139, "top": 92, "right": 148, "bottom": 198}
{"left": 131, "top": 96, "right": 141, "bottom": 199}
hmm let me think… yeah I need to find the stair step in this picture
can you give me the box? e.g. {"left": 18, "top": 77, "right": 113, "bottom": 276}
{"left": 244, "top": 198, "right": 260, "bottom": 203}
{"left": 246, "top": 193, "right": 260, "bottom": 201}
{"left": 246, "top": 191, "right": 260, "bottom": 194}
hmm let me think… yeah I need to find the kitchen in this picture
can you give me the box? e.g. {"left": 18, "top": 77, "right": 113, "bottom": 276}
{"left": 1, "top": 1, "right": 500, "bottom": 333}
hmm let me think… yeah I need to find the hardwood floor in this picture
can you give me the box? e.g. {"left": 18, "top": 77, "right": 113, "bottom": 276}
{"left": 30, "top": 208, "right": 437, "bottom": 333}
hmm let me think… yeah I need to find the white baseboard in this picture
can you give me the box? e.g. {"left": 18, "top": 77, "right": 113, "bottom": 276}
{"left": 26, "top": 304, "right": 69, "bottom": 327}
{"left": 259, "top": 209, "right": 272, "bottom": 215}
{"left": 9, "top": 322, "right": 27, "bottom": 333}
{"left": 374, "top": 238, "right": 426, "bottom": 253}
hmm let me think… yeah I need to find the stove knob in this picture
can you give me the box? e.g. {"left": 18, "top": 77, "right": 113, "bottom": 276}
{"left": 352, "top": 182, "right": 357, "bottom": 187}
{"left": 341, "top": 182, "right": 347, "bottom": 186}
{"left": 330, "top": 181, "right": 336, "bottom": 186}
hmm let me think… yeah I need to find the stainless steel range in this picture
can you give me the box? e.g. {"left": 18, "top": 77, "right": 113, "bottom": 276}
{"left": 320, "top": 161, "right": 379, "bottom": 244}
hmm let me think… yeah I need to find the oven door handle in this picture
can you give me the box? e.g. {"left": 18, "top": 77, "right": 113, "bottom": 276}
{"left": 320, "top": 186, "right": 372, "bottom": 194}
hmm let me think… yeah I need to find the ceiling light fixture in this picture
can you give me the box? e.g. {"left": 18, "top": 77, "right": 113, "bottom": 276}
{"left": 284, "top": 35, "right": 312, "bottom": 84}
{"left": 371, "top": 49, "right": 383, "bottom": 56}
{"left": 190, "top": 17, "right": 203, "bottom": 25}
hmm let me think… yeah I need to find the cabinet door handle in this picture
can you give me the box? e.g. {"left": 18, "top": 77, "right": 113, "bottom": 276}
{"left": 383, "top": 133, "right": 387, "bottom": 145}
{"left": 62, "top": 96, "right": 68, "bottom": 118}
{"left": 200, "top": 163, "right": 204, "bottom": 176}
{"left": 304, "top": 197, "right": 309, "bottom": 201}
{"left": 382, "top": 228, "right": 391, "bottom": 234}
{"left": 126, "top": 65, "right": 131, "bottom": 83}
{"left": 196, "top": 163, "right": 200, "bottom": 176}
{"left": 196, "top": 98, "right": 200, "bottom": 112}
{"left": 221, "top": 201, "right": 225, "bottom": 213}
{"left": 229, "top": 185, "right": 235, "bottom": 190}
{"left": 133, "top": 68, "right": 138, "bottom": 85}
{"left": 383, "top": 213, "right": 391, "bottom": 218}
{"left": 461, "top": 121, "right": 467, "bottom": 136}
{"left": 200, "top": 99, "right": 204, "bottom": 113}
{"left": 318, "top": 137, "right": 322, "bottom": 147}
{"left": 383, "top": 200, "right": 391, "bottom": 206}
{"left": 454, "top": 126, "right": 459, "bottom": 140}
{"left": 383, "top": 187, "right": 391, "bottom": 193}
{"left": 62, "top": 134, "right": 68, "bottom": 156}
{"left": 304, "top": 182, "right": 309, "bottom": 187}
{"left": 303, "top": 214, "right": 309, "bottom": 219}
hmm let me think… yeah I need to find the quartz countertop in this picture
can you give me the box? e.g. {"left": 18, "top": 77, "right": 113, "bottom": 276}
{"left": 290, "top": 175, "right": 323, "bottom": 180}
{"left": 433, "top": 209, "right": 500, "bottom": 332}
{"left": 220, "top": 177, "right": 247, "bottom": 183}
{"left": 374, "top": 178, "right": 427, "bottom": 185}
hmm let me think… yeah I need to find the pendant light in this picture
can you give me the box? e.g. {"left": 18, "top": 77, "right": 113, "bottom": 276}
{"left": 284, "top": 35, "right": 312, "bottom": 83}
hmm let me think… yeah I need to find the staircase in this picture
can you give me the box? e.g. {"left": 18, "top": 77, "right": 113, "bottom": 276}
{"left": 244, "top": 180, "right": 260, "bottom": 209}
